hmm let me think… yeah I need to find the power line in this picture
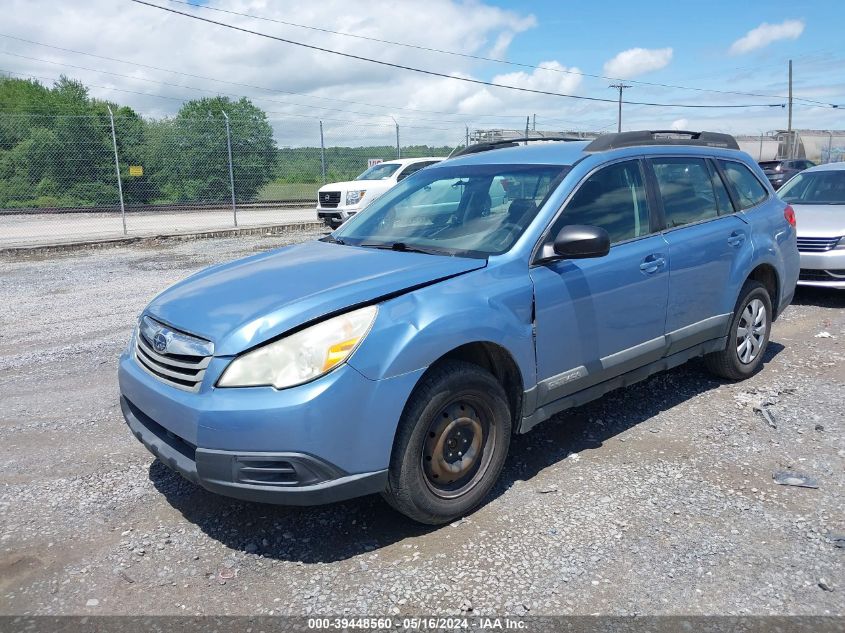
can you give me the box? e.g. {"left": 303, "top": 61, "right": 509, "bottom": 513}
{"left": 129, "top": 0, "right": 787, "bottom": 110}
{"left": 166, "top": 0, "right": 836, "bottom": 107}
{"left": 0, "top": 68, "right": 463, "bottom": 130}
{"left": 0, "top": 32, "right": 580, "bottom": 125}
{"left": 1, "top": 50, "right": 615, "bottom": 132}
{"left": 0, "top": 50, "right": 476, "bottom": 126}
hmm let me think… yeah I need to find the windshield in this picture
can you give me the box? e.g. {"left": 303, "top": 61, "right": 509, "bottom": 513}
{"left": 332, "top": 163, "right": 569, "bottom": 257}
{"left": 779, "top": 170, "right": 845, "bottom": 205}
{"left": 356, "top": 163, "right": 402, "bottom": 181}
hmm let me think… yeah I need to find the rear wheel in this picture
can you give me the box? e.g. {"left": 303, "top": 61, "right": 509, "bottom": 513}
{"left": 704, "top": 280, "right": 772, "bottom": 380}
{"left": 383, "top": 360, "right": 511, "bottom": 524}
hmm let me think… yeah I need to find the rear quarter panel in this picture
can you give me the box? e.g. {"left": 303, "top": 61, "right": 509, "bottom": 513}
{"left": 744, "top": 195, "right": 799, "bottom": 314}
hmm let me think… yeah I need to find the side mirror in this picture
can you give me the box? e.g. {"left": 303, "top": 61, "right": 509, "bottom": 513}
{"left": 540, "top": 224, "right": 610, "bottom": 261}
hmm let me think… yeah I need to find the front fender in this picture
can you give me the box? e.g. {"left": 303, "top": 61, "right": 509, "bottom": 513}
{"left": 347, "top": 262, "right": 536, "bottom": 389}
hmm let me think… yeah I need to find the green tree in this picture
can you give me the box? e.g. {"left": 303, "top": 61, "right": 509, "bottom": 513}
{"left": 153, "top": 96, "right": 276, "bottom": 202}
{"left": 0, "top": 76, "right": 148, "bottom": 208}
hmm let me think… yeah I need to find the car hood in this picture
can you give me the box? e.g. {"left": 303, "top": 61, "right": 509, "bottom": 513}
{"left": 145, "top": 240, "right": 485, "bottom": 356}
{"left": 318, "top": 179, "right": 392, "bottom": 192}
{"left": 793, "top": 203, "right": 845, "bottom": 238}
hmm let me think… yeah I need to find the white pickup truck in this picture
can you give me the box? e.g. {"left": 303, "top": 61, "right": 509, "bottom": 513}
{"left": 316, "top": 157, "right": 444, "bottom": 228}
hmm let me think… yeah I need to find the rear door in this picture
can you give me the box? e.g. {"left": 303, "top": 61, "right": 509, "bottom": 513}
{"left": 530, "top": 158, "right": 669, "bottom": 406}
{"left": 647, "top": 156, "right": 753, "bottom": 353}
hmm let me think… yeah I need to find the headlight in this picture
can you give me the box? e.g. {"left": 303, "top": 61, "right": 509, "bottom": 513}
{"left": 836, "top": 236, "right": 845, "bottom": 250}
{"left": 346, "top": 190, "right": 366, "bottom": 205}
{"left": 217, "top": 305, "right": 378, "bottom": 389}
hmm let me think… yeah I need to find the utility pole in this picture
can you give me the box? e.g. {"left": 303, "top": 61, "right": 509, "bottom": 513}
{"left": 532, "top": 113, "right": 536, "bottom": 131}
{"left": 390, "top": 116, "right": 400, "bottom": 159}
{"left": 222, "top": 110, "right": 237, "bottom": 227}
{"left": 609, "top": 84, "right": 631, "bottom": 133}
{"left": 524, "top": 116, "right": 530, "bottom": 145}
{"left": 787, "top": 59, "right": 793, "bottom": 158}
{"left": 465, "top": 124, "right": 469, "bottom": 148}
{"left": 106, "top": 105, "right": 127, "bottom": 235}
{"left": 319, "top": 120, "right": 326, "bottom": 184}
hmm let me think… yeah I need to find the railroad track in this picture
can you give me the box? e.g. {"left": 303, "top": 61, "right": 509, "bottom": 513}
{"left": 0, "top": 199, "right": 314, "bottom": 215}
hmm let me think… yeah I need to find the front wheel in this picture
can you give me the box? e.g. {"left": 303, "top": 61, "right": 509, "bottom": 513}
{"left": 704, "top": 280, "right": 772, "bottom": 380}
{"left": 383, "top": 360, "right": 511, "bottom": 524}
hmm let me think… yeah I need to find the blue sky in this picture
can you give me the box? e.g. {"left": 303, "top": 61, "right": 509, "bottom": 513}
{"left": 487, "top": 0, "right": 843, "bottom": 128}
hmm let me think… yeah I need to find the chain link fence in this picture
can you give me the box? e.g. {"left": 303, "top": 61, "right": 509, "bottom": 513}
{"left": 0, "top": 112, "right": 472, "bottom": 247}
{"left": 2, "top": 111, "right": 844, "bottom": 248}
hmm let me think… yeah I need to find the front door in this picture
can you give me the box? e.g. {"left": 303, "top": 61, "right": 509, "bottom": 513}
{"left": 530, "top": 159, "right": 669, "bottom": 407}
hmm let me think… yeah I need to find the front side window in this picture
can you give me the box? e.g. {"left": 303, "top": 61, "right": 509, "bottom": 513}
{"left": 652, "top": 157, "right": 721, "bottom": 228}
{"left": 333, "top": 163, "right": 569, "bottom": 257}
{"left": 550, "top": 160, "right": 650, "bottom": 244}
{"left": 718, "top": 160, "right": 768, "bottom": 209}
{"left": 356, "top": 163, "right": 402, "bottom": 181}
{"left": 779, "top": 170, "right": 845, "bottom": 205}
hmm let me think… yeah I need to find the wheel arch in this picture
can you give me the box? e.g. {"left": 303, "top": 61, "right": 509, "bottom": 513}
{"left": 398, "top": 341, "right": 525, "bottom": 437}
{"left": 746, "top": 262, "right": 781, "bottom": 318}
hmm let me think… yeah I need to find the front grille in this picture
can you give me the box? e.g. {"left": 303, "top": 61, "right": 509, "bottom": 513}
{"left": 319, "top": 191, "right": 341, "bottom": 208}
{"left": 797, "top": 236, "right": 840, "bottom": 252}
{"left": 799, "top": 269, "right": 845, "bottom": 282}
{"left": 134, "top": 316, "right": 213, "bottom": 392}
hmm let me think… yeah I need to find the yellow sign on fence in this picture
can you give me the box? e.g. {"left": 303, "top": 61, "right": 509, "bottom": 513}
{"left": 129, "top": 165, "right": 143, "bottom": 177}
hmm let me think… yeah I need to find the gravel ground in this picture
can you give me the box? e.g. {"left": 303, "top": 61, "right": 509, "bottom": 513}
{"left": 1, "top": 230, "right": 843, "bottom": 617}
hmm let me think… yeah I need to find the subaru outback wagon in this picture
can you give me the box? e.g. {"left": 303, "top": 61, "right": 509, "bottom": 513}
{"left": 119, "top": 130, "right": 799, "bottom": 524}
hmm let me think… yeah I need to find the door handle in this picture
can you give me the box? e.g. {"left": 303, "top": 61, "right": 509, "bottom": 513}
{"left": 640, "top": 254, "right": 666, "bottom": 274}
{"left": 728, "top": 231, "right": 746, "bottom": 247}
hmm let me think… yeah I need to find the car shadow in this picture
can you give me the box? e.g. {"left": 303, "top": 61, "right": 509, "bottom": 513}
{"left": 791, "top": 286, "right": 845, "bottom": 308}
{"left": 149, "top": 343, "right": 784, "bottom": 564}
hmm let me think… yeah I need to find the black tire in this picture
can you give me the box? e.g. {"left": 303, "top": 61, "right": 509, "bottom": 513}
{"left": 704, "top": 280, "right": 773, "bottom": 381}
{"left": 382, "top": 360, "right": 511, "bottom": 524}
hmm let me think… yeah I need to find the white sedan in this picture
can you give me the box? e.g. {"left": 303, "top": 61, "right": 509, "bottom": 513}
{"left": 778, "top": 161, "right": 845, "bottom": 289}
{"left": 317, "top": 157, "right": 443, "bottom": 229}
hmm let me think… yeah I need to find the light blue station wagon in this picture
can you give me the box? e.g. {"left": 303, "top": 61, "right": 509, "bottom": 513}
{"left": 119, "top": 131, "right": 799, "bottom": 524}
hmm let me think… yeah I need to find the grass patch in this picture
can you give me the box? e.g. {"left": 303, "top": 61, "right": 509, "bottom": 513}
{"left": 257, "top": 182, "right": 319, "bottom": 201}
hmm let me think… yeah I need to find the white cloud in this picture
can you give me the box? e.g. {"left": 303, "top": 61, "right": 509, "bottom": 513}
{"left": 493, "top": 61, "right": 583, "bottom": 96}
{"left": 670, "top": 118, "right": 689, "bottom": 130}
{"left": 729, "top": 20, "right": 805, "bottom": 55}
{"left": 603, "top": 47, "right": 673, "bottom": 78}
{"left": 2, "top": 0, "right": 597, "bottom": 145}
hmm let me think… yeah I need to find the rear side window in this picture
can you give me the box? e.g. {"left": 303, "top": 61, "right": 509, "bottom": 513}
{"left": 554, "top": 160, "right": 650, "bottom": 244}
{"left": 718, "top": 160, "right": 768, "bottom": 209}
{"left": 651, "top": 158, "right": 720, "bottom": 228}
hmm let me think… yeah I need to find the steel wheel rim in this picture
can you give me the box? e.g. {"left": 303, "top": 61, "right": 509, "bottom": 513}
{"left": 421, "top": 398, "right": 496, "bottom": 499}
{"left": 736, "top": 298, "right": 767, "bottom": 364}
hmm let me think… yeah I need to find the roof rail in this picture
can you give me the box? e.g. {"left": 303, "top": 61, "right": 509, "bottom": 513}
{"left": 449, "top": 136, "right": 586, "bottom": 158}
{"left": 584, "top": 130, "right": 740, "bottom": 152}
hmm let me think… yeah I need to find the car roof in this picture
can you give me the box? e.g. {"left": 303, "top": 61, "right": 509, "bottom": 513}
{"left": 442, "top": 139, "right": 748, "bottom": 168}
{"left": 803, "top": 161, "right": 845, "bottom": 173}
{"left": 379, "top": 157, "right": 445, "bottom": 166}
{"left": 444, "top": 141, "right": 591, "bottom": 166}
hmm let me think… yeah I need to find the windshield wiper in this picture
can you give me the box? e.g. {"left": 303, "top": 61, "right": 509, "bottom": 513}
{"left": 357, "top": 241, "right": 448, "bottom": 256}
{"left": 321, "top": 235, "right": 346, "bottom": 245}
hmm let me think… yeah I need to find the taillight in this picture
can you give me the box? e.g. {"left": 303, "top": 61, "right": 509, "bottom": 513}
{"left": 784, "top": 205, "right": 796, "bottom": 228}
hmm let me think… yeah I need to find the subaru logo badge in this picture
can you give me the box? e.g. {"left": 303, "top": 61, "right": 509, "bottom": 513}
{"left": 153, "top": 330, "right": 168, "bottom": 353}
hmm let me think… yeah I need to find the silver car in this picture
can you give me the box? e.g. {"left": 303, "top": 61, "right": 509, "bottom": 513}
{"left": 778, "top": 162, "right": 845, "bottom": 289}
